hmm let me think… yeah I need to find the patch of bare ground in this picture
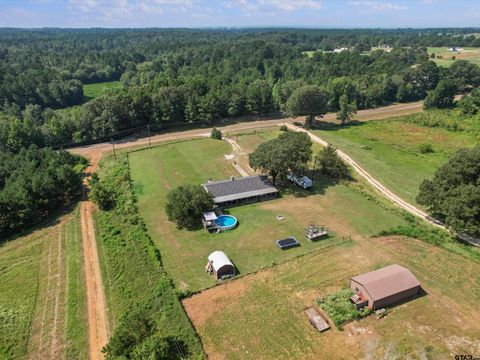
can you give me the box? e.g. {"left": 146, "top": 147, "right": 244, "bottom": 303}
{"left": 183, "top": 279, "right": 249, "bottom": 327}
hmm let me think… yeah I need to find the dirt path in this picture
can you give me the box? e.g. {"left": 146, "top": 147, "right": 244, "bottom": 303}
{"left": 80, "top": 150, "right": 109, "bottom": 359}
{"left": 70, "top": 100, "right": 429, "bottom": 158}
{"left": 286, "top": 123, "right": 444, "bottom": 230}
{"left": 224, "top": 137, "right": 254, "bottom": 177}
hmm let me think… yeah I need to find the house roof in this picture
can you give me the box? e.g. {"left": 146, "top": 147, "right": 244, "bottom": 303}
{"left": 207, "top": 251, "right": 233, "bottom": 272}
{"left": 203, "top": 175, "right": 278, "bottom": 204}
{"left": 351, "top": 264, "right": 420, "bottom": 301}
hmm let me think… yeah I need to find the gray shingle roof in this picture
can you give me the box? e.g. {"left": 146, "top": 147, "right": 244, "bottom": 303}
{"left": 203, "top": 175, "right": 278, "bottom": 204}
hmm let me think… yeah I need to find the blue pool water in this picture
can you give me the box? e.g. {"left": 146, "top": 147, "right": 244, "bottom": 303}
{"left": 215, "top": 215, "right": 238, "bottom": 230}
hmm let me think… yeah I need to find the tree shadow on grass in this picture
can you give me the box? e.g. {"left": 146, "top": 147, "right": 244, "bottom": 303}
{"left": 279, "top": 172, "right": 347, "bottom": 198}
{"left": 312, "top": 119, "right": 366, "bottom": 132}
{"left": 0, "top": 201, "right": 78, "bottom": 245}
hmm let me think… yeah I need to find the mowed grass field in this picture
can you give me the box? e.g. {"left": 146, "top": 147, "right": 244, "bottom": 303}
{"left": 83, "top": 80, "right": 122, "bottom": 100}
{"left": 313, "top": 119, "right": 478, "bottom": 206}
{"left": 183, "top": 236, "right": 480, "bottom": 359}
{"left": 129, "top": 137, "right": 408, "bottom": 291}
{"left": 427, "top": 47, "right": 480, "bottom": 67}
{"left": 0, "top": 207, "right": 87, "bottom": 360}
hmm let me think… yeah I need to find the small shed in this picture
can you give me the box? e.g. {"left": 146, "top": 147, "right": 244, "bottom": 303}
{"left": 350, "top": 264, "right": 421, "bottom": 310}
{"left": 206, "top": 251, "right": 235, "bottom": 280}
{"left": 305, "top": 307, "right": 330, "bottom": 332}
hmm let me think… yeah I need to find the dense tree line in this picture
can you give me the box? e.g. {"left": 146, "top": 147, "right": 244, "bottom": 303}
{"left": 2, "top": 28, "right": 480, "bottom": 149}
{"left": 0, "top": 146, "right": 85, "bottom": 239}
{"left": 4, "top": 47, "right": 479, "bottom": 149}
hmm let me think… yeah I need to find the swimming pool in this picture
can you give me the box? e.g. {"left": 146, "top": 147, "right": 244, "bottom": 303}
{"left": 215, "top": 215, "right": 238, "bottom": 230}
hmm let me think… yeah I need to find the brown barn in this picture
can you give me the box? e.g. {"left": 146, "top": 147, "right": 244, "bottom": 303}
{"left": 350, "top": 264, "right": 420, "bottom": 310}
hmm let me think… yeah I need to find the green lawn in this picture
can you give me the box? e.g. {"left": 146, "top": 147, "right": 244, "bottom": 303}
{"left": 83, "top": 81, "right": 122, "bottom": 100}
{"left": 313, "top": 119, "right": 478, "bottom": 206}
{"left": 129, "top": 137, "right": 408, "bottom": 291}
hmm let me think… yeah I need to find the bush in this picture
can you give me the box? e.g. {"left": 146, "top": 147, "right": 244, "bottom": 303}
{"left": 280, "top": 124, "right": 288, "bottom": 132}
{"left": 317, "top": 289, "right": 371, "bottom": 330}
{"left": 316, "top": 144, "right": 350, "bottom": 180}
{"left": 418, "top": 143, "right": 434, "bottom": 154}
{"left": 165, "top": 185, "right": 214, "bottom": 229}
{"left": 210, "top": 128, "right": 222, "bottom": 140}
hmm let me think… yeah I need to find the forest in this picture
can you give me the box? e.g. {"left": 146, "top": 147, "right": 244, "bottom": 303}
{"left": 1, "top": 28, "right": 480, "bottom": 150}
{"left": 0, "top": 146, "right": 85, "bottom": 238}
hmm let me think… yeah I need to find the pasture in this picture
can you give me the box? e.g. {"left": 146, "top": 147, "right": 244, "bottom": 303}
{"left": 0, "top": 208, "right": 87, "bottom": 360}
{"left": 183, "top": 236, "right": 480, "bottom": 359}
{"left": 312, "top": 119, "right": 478, "bottom": 206}
{"left": 129, "top": 137, "right": 408, "bottom": 291}
{"left": 83, "top": 81, "right": 122, "bottom": 101}
{"left": 427, "top": 47, "right": 480, "bottom": 67}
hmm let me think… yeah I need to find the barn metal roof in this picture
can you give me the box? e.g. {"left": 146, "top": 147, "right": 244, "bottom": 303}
{"left": 203, "top": 175, "right": 278, "bottom": 204}
{"left": 351, "top": 264, "right": 420, "bottom": 301}
{"left": 207, "top": 251, "right": 233, "bottom": 272}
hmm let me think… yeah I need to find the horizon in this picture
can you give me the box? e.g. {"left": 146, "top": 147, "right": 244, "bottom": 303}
{"left": 1, "top": 0, "right": 480, "bottom": 28}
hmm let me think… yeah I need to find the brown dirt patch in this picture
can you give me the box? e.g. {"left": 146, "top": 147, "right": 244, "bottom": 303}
{"left": 183, "top": 279, "right": 249, "bottom": 327}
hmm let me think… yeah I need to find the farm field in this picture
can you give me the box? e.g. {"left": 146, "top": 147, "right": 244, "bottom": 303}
{"left": 183, "top": 236, "right": 480, "bottom": 359}
{"left": 129, "top": 137, "right": 408, "bottom": 291}
{"left": 312, "top": 119, "right": 478, "bottom": 206}
{"left": 83, "top": 81, "right": 122, "bottom": 101}
{"left": 427, "top": 46, "right": 480, "bottom": 67}
{"left": 0, "top": 207, "right": 87, "bottom": 360}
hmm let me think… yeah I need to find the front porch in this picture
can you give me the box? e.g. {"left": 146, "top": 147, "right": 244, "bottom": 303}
{"left": 350, "top": 293, "right": 368, "bottom": 309}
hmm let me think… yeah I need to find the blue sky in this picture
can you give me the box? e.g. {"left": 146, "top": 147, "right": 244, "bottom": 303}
{"left": 0, "top": 0, "right": 479, "bottom": 28}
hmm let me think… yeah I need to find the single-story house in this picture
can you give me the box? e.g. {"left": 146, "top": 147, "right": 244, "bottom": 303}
{"left": 203, "top": 175, "right": 278, "bottom": 208}
{"left": 205, "top": 251, "right": 235, "bottom": 280}
{"left": 350, "top": 264, "right": 421, "bottom": 310}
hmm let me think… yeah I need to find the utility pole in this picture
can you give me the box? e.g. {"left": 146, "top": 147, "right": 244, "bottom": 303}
{"left": 147, "top": 124, "right": 152, "bottom": 149}
{"left": 111, "top": 139, "right": 116, "bottom": 159}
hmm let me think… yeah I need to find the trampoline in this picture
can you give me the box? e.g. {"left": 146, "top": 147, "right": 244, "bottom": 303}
{"left": 276, "top": 237, "right": 300, "bottom": 250}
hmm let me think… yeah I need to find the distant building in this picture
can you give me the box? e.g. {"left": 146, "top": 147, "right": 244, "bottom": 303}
{"left": 333, "top": 47, "right": 348, "bottom": 53}
{"left": 350, "top": 264, "right": 421, "bottom": 310}
{"left": 203, "top": 175, "right": 278, "bottom": 208}
{"left": 206, "top": 251, "right": 235, "bottom": 280}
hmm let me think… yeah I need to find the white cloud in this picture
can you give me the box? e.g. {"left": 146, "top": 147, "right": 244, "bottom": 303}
{"left": 227, "top": 0, "right": 322, "bottom": 14}
{"left": 66, "top": 0, "right": 198, "bottom": 22}
{"left": 349, "top": 1, "right": 407, "bottom": 11}
{"left": 262, "top": 0, "right": 322, "bottom": 12}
